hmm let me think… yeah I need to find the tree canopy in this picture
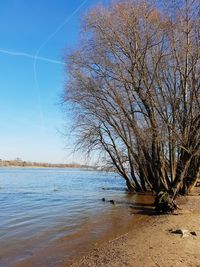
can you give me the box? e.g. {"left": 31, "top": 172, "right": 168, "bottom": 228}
{"left": 63, "top": 0, "right": 200, "bottom": 212}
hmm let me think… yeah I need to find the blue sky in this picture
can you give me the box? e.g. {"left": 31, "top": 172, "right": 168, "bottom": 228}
{"left": 0, "top": 0, "right": 108, "bottom": 163}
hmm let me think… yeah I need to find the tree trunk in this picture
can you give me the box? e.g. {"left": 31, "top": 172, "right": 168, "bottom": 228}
{"left": 188, "top": 164, "right": 200, "bottom": 193}
{"left": 126, "top": 179, "right": 137, "bottom": 192}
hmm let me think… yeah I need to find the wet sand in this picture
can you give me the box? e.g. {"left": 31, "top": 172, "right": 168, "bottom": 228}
{"left": 70, "top": 191, "right": 200, "bottom": 267}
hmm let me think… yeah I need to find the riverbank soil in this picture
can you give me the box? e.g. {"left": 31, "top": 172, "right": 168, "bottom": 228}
{"left": 70, "top": 191, "right": 200, "bottom": 267}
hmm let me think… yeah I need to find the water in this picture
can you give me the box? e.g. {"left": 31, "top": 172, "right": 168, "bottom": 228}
{"left": 0, "top": 168, "right": 138, "bottom": 266}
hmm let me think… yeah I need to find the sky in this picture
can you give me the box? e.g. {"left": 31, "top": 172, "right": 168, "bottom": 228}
{"left": 0, "top": 0, "right": 109, "bottom": 164}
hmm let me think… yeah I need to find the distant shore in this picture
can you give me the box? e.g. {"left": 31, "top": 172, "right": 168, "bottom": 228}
{"left": 69, "top": 190, "right": 200, "bottom": 267}
{"left": 0, "top": 159, "right": 93, "bottom": 169}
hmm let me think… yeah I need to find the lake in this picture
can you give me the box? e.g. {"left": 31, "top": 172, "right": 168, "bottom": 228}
{"left": 0, "top": 168, "right": 149, "bottom": 266}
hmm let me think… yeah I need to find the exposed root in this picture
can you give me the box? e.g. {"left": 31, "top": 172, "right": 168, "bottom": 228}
{"left": 155, "top": 191, "right": 177, "bottom": 214}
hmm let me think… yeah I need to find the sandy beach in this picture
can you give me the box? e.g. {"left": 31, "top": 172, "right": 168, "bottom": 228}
{"left": 69, "top": 191, "right": 200, "bottom": 267}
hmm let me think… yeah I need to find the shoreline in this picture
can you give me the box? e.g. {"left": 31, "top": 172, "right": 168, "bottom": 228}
{"left": 0, "top": 161, "right": 93, "bottom": 169}
{"left": 69, "top": 191, "right": 200, "bottom": 267}
{"left": 13, "top": 193, "right": 154, "bottom": 267}
{"left": 0, "top": 166, "right": 93, "bottom": 169}
{"left": 9, "top": 190, "right": 200, "bottom": 267}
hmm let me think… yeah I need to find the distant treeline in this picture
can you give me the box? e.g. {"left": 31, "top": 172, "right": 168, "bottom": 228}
{"left": 0, "top": 159, "right": 92, "bottom": 169}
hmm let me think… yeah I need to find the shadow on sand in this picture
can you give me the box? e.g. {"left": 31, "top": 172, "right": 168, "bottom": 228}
{"left": 102, "top": 192, "right": 157, "bottom": 216}
{"left": 129, "top": 203, "right": 156, "bottom": 215}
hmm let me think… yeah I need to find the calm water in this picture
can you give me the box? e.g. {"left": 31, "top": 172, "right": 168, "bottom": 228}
{"left": 0, "top": 168, "right": 137, "bottom": 266}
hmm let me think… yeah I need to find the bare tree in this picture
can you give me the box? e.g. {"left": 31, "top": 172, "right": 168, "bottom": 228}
{"left": 63, "top": 0, "right": 200, "bottom": 212}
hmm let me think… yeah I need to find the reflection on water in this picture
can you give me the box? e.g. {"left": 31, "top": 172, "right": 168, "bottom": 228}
{"left": 0, "top": 168, "right": 139, "bottom": 266}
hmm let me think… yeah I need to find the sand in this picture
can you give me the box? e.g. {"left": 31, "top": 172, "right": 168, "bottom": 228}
{"left": 69, "top": 192, "right": 200, "bottom": 267}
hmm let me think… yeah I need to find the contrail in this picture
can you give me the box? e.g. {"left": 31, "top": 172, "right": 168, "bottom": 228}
{"left": 0, "top": 48, "right": 65, "bottom": 65}
{"left": 34, "top": 0, "right": 89, "bottom": 57}
{"left": 33, "top": 0, "right": 90, "bottom": 136}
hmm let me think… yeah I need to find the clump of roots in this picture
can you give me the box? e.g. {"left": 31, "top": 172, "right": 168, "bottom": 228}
{"left": 155, "top": 191, "right": 177, "bottom": 214}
